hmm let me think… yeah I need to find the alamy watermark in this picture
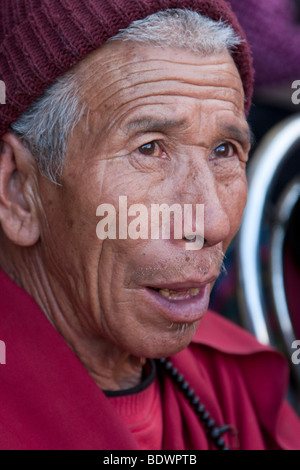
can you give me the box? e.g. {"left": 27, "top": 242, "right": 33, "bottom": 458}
{"left": 291, "top": 340, "right": 300, "bottom": 365}
{"left": 291, "top": 80, "right": 300, "bottom": 105}
{"left": 0, "top": 80, "right": 5, "bottom": 104}
{"left": 0, "top": 340, "right": 6, "bottom": 364}
{"left": 96, "top": 196, "right": 205, "bottom": 250}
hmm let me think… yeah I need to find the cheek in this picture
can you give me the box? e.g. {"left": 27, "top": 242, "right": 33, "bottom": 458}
{"left": 222, "top": 176, "right": 248, "bottom": 246}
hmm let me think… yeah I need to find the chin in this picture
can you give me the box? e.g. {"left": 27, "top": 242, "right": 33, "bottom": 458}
{"left": 135, "top": 320, "right": 199, "bottom": 359}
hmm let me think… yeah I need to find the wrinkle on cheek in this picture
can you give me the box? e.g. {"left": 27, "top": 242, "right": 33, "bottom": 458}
{"left": 94, "top": 160, "right": 109, "bottom": 200}
{"left": 224, "top": 179, "right": 247, "bottom": 226}
{"left": 97, "top": 245, "right": 131, "bottom": 317}
{"left": 127, "top": 155, "right": 172, "bottom": 181}
{"left": 210, "top": 158, "right": 245, "bottom": 180}
{"left": 99, "top": 159, "right": 169, "bottom": 206}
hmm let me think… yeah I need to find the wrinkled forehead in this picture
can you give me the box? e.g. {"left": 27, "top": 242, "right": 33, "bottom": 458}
{"left": 73, "top": 40, "right": 246, "bottom": 122}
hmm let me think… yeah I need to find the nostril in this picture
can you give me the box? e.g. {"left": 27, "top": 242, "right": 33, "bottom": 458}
{"left": 184, "top": 235, "right": 197, "bottom": 242}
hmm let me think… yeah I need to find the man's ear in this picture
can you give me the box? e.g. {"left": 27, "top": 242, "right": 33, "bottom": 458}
{"left": 0, "top": 132, "right": 40, "bottom": 246}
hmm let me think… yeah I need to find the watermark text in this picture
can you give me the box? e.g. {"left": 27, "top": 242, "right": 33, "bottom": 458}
{"left": 96, "top": 197, "right": 204, "bottom": 251}
{"left": 0, "top": 80, "right": 5, "bottom": 104}
{"left": 291, "top": 340, "right": 300, "bottom": 365}
{"left": 102, "top": 453, "right": 197, "bottom": 466}
{"left": 0, "top": 340, "right": 6, "bottom": 364}
{"left": 291, "top": 80, "right": 300, "bottom": 105}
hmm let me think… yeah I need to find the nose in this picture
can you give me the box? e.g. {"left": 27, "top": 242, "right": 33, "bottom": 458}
{"left": 177, "top": 162, "right": 231, "bottom": 248}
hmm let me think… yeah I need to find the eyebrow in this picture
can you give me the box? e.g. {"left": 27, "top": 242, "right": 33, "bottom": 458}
{"left": 126, "top": 117, "right": 188, "bottom": 134}
{"left": 126, "top": 117, "right": 254, "bottom": 149}
{"left": 219, "top": 124, "right": 253, "bottom": 149}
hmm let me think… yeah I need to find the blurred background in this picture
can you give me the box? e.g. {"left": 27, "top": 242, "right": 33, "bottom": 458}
{"left": 209, "top": 0, "right": 300, "bottom": 413}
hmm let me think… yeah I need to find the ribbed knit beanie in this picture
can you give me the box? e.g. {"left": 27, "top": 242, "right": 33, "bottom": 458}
{"left": 0, "top": 0, "right": 254, "bottom": 138}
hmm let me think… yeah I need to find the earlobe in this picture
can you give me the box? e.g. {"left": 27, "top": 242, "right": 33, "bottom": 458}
{"left": 0, "top": 133, "right": 40, "bottom": 246}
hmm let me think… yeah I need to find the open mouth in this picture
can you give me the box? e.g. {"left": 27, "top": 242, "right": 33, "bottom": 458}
{"left": 143, "top": 282, "right": 212, "bottom": 324}
{"left": 150, "top": 287, "right": 201, "bottom": 301}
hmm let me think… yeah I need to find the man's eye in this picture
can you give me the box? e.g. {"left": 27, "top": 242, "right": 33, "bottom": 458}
{"left": 138, "top": 142, "right": 158, "bottom": 156}
{"left": 137, "top": 141, "right": 168, "bottom": 159}
{"left": 212, "top": 143, "right": 236, "bottom": 159}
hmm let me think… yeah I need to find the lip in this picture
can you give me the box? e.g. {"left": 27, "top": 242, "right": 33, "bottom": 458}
{"left": 142, "top": 278, "right": 215, "bottom": 324}
{"left": 146, "top": 278, "right": 217, "bottom": 291}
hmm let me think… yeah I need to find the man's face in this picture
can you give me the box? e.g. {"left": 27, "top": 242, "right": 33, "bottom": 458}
{"left": 36, "top": 41, "right": 250, "bottom": 358}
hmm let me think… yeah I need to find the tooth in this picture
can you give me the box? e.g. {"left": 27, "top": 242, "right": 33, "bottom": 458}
{"left": 159, "top": 289, "right": 171, "bottom": 298}
{"left": 189, "top": 288, "right": 200, "bottom": 296}
{"left": 159, "top": 288, "right": 199, "bottom": 299}
{"left": 169, "top": 291, "right": 178, "bottom": 298}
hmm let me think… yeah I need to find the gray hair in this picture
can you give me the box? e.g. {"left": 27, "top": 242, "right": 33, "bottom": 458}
{"left": 109, "top": 8, "right": 241, "bottom": 54}
{"left": 10, "top": 8, "right": 242, "bottom": 185}
{"left": 10, "top": 73, "right": 86, "bottom": 184}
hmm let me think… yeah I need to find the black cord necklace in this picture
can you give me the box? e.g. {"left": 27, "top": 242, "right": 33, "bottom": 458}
{"left": 157, "top": 357, "right": 237, "bottom": 450}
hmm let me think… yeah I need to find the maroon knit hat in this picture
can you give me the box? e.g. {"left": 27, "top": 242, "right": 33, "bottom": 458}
{"left": 0, "top": 0, "right": 253, "bottom": 138}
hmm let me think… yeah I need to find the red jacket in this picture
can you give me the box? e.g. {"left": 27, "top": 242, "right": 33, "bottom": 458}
{"left": 0, "top": 269, "right": 299, "bottom": 449}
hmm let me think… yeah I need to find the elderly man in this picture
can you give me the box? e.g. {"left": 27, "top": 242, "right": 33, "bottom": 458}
{"left": 0, "top": 0, "right": 299, "bottom": 450}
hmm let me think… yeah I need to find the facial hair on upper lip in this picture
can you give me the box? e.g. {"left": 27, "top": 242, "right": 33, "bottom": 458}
{"left": 132, "top": 248, "right": 226, "bottom": 286}
{"left": 197, "top": 248, "right": 226, "bottom": 277}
